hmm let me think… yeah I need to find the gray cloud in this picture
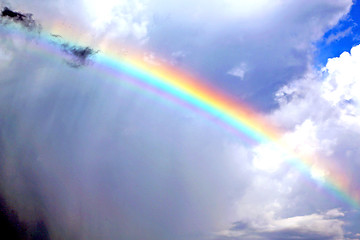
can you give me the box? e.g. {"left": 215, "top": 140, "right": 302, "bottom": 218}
{"left": 144, "top": 0, "right": 352, "bottom": 110}
{"left": 0, "top": 33, "right": 252, "bottom": 239}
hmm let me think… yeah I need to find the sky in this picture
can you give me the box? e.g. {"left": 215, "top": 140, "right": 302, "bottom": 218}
{"left": 0, "top": 0, "right": 360, "bottom": 239}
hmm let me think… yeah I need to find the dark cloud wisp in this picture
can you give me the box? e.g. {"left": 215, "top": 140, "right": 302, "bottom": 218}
{"left": 0, "top": 6, "right": 98, "bottom": 68}
{"left": 1, "top": 7, "right": 40, "bottom": 31}
{"left": 60, "top": 43, "right": 99, "bottom": 68}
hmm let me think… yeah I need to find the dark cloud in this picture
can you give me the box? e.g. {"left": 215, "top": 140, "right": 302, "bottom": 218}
{"left": 0, "top": 195, "right": 27, "bottom": 239}
{"left": 0, "top": 7, "right": 41, "bottom": 31}
{"left": 0, "top": 6, "right": 97, "bottom": 68}
{"left": 49, "top": 33, "right": 99, "bottom": 68}
{"left": 60, "top": 43, "right": 99, "bottom": 68}
{"left": 0, "top": 195, "right": 50, "bottom": 240}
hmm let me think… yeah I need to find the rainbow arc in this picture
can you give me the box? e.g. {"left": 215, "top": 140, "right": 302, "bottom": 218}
{"left": 1, "top": 23, "right": 359, "bottom": 208}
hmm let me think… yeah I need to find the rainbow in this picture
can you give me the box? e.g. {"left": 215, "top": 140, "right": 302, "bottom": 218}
{"left": 1, "top": 22, "right": 359, "bottom": 209}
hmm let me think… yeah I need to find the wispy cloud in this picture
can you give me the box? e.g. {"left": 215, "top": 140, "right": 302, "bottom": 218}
{"left": 227, "top": 63, "right": 248, "bottom": 80}
{"left": 326, "top": 27, "right": 352, "bottom": 45}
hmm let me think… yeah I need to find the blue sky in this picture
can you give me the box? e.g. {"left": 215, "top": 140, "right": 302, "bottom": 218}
{"left": 1, "top": 1, "right": 360, "bottom": 239}
{"left": 316, "top": 0, "right": 360, "bottom": 66}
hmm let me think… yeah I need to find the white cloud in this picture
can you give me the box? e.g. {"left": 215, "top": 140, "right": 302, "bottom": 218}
{"left": 216, "top": 43, "right": 360, "bottom": 240}
{"left": 83, "top": 0, "right": 149, "bottom": 43}
{"left": 252, "top": 142, "right": 287, "bottom": 172}
{"left": 321, "top": 45, "right": 360, "bottom": 128}
{"left": 4, "top": 0, "right": 150, "bottom": 46}
{"left": 227, "top": 63, "right": 248, "bottom": 80}
{"left": 326, "top": 208, "right": 345, "bottom": 218}
{"left": 272, "top": 43, "right": 360, "bottom": 132}
{"left": 263, "top": 43, "right": 360, "bottom": 237}
{"left": 252, "top": 118, "right": 336, "bottom": 180}
{"left": 218, "top": 209, "right": 345, "bottom": 240}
